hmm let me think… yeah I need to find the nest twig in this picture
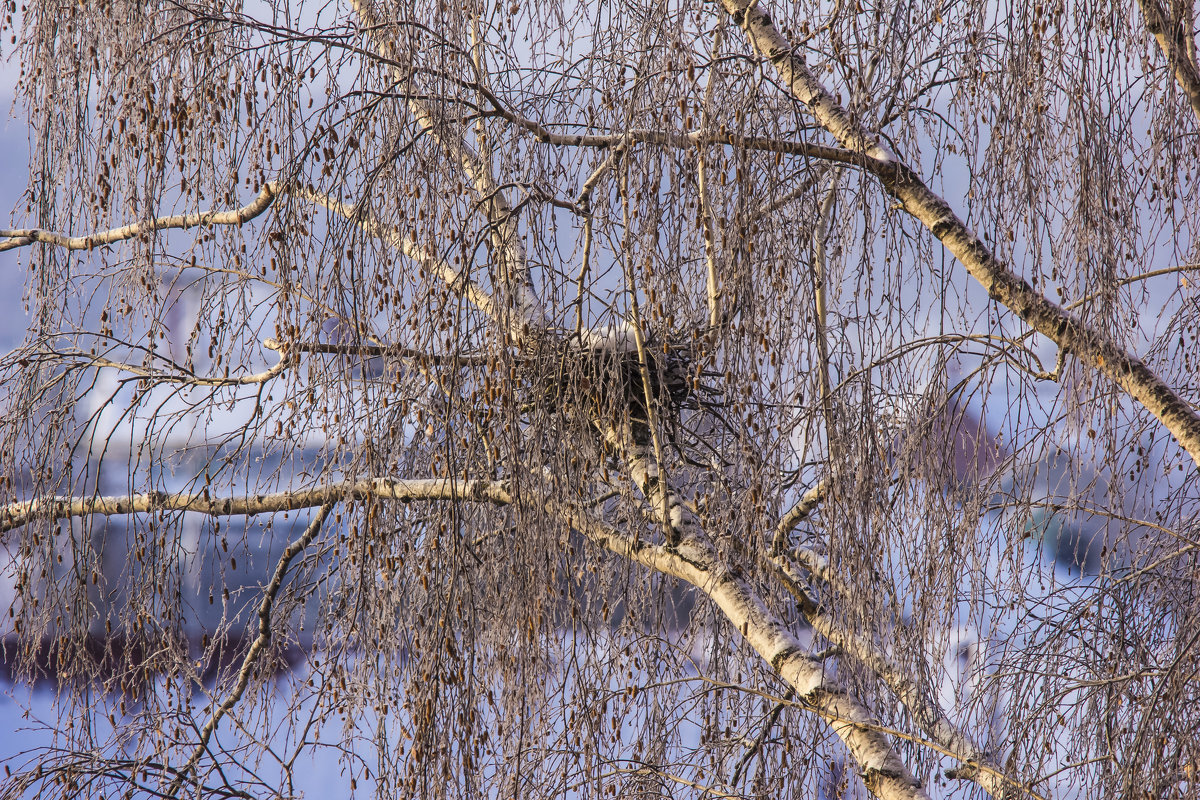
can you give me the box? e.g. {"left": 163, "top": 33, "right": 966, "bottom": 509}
{"left": 526, "top": 331, "right": 715, "bottom": 447}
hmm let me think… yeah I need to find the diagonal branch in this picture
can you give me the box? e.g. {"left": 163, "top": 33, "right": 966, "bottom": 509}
{"left": 728, "top": 686, "right": 792, "bottom": 788}
{"left": 767, "top": 553, "right": 1015, "bottom": 799}
{"left": 350, "top": 0, "right": 546, "bottom": 332}
{"left": 167, "top": 502, "right": 334, "bottom": 798}
{"left": 555, "top": 476, "right": 931, "bottom": 800}
{"left": 0, "top": 179, "right": 502, "bottom": 334}
{"left": 720, "top": 0, "right": 1200, "bottom": 471}
{"left": 294, "top": 186, "right": 501, "bottom": 322}
{"left": 1137, "top": 0, "right": 1200, "bottom": 124}
{"left": 770, "top": 475, "right": 829, "bottom": 554}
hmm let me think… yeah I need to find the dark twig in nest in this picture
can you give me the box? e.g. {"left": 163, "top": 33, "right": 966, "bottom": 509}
{"left": 526, "top": 330, "right": 721, "bottom": 447}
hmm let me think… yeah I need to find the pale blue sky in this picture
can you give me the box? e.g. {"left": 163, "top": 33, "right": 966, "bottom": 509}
{"left": 0, "top": 87, "right": 30, "bottom": 353}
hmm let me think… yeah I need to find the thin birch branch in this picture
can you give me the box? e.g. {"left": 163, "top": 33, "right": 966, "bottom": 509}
{"left": 755, "top": 167, "right": 827, "bottom": 216}
{"left": 1063, "top": 261, "right": 1200, "bottom": 312}
{"left": 0, "top": 179, "right": 502, "bottom": 338}
{"left": 771, "top": 475, "right": 830, "bottom": 554}
{"left": 812, "top": 173, "right": 840, "bottom": 436}
{"left": 0, "top": 477, "right": 513, "bottom": 534}
{"left": 698, "top": 21, "right": 725, "bottom": 331}
{"left": 572, "top": 143, "right": 626, "bottom": 338}
{"left": 471, "top": 80, "right": 859, "bottom": 164}
{"left": 0, "top": 183, "right": 279, "bottom": 252}
{"left": 31, "top": 340, "right": 292, "bottom": 388}
{"left": 728, "top": 688, "right": 792, "bottom": 788}
{"left": 698, "top": 674, "right": 1045, "bottom": 800}
{"left": 294, "top": 186, "right": 500, "bottom": 323}
{"left": 619, "top": 166, "right": 676, "bottom": 545}
{"left": 351, "top": 0, "right": 546, "bottom": 330}
{"left": 262, "top": 337, "right": 490, "bottom": 367}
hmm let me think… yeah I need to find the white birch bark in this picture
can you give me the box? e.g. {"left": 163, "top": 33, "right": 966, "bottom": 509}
{"left": 720, "top": 0, "right": 1200, "bottom": 471}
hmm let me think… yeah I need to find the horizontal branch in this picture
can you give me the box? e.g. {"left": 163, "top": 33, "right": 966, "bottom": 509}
{"left": 0, "top": 184, "right": 279, "bottom": 252}
{"left": 37, "top": 341, "right": 292, "bottom": 387}
{"left": 0, "top": 177, "right": 508, "bottom": 338}
{"left": 513, "top": 116, "right": 859, "bottom": 165}
{"left": 0, "top": 477, "right": 512, "bottom": 534}
{"left": 262, "top": 338, "right": 490, "bottom": 367}
{"left": 467, "top": 76, "right": 860, "bottom": 165}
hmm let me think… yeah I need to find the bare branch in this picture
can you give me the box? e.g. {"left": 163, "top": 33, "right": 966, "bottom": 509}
{"left": 0, "top": 477, "right": 512, "bottom": 535}
{"left": 34, "top": 340, "right": 292, "bottom": 387}
{"left": 167, "top": 502, "right": 334, "bottom": 798}
{"left": 722, "top": 0, "right": 1200, "bottom": 469}
{"left": 1138, "top": 0, "right": 1200, "bottom": 124}
{"left": 812, "top": 173, "right": 840, "bottom": 437}
{"left": 553, "top": 500, "right": 932, "bottom": 800}
{"left": 351, "top": 0, "right": 546, "bottom": 330}
{"left": 697, "top": 23, "right": 725, "bottom": 333}
{"left": 293, "top": 186, "right": 501, "bottom": 323}
{"left": 767, "top": 554, "right": 1014, "bottom": 799}
{"left": 0, "top": 183, "right": 279, "bottom": 252}
{"left": 473, "top": 78, "right": 860, "bottom": 165}
{"left": 262, "top": 337, "right": 490, "bottom": 367}
{"left": 771, "top": 476, "right": 829, "bottom": 554}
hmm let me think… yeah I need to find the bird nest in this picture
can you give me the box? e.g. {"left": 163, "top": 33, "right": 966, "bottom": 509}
{"left": 523, "top": 330, "right": 707, "bottom": 446}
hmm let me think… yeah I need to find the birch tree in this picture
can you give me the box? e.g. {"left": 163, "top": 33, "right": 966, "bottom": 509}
{"left": 1, "top": 0, "right": 1199, "bottom": 798}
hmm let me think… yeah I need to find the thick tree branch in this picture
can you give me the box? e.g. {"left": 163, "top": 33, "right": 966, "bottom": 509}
{"left": 1137, "top": 0, "right": 1200, "bottom": 124}
{"left": 768, "top": 555, "right": 1016, "bottom": 799}
{"left": 672, "top": 539, "right": 932, "bottom": 800}
{"left": 554, "top": 499, "right": 930, "bottom": 800}
{"left": 721, "top": 0, "right": 1200, "bottom": 470}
